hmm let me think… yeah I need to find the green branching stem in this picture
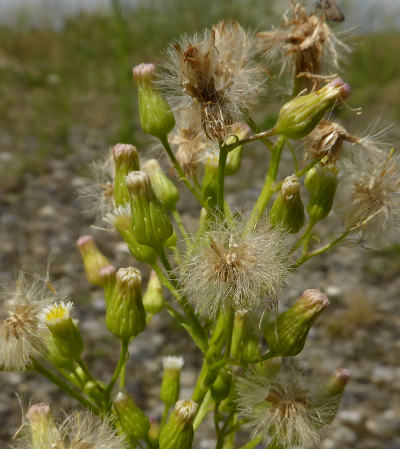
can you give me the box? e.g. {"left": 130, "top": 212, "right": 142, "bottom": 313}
{"left": 222, "top": 128, "right": 276, "bottom": 153}
{"left": 160, "top": 136, "right": 205, "bottom": 207}
{"left": 105, "top": 339, "right": 129, "bottom": 396}
{"left": 32, "top": 359, "right": 100, "bottom": 414}
{"left": 293, "top": 230, "right": 351, "bottom": 269}
{"left": 237, "top": 435, "right": 263, "bottom": 449}
{"left": 217, "top": 146, "right": 228, "bottom": 215}
{"left": 172, "top": 208, "right": 190, "bottom": 243}
{"left": 246, "top": 136, "right": 286, "bottom": 232}
{"left": 77, "top": 357, "right": 95, "bottom": 383}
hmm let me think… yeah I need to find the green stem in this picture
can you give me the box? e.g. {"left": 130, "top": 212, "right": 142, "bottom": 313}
{"left": 77, "top": 357, "right": 95, "bottom": 382}
{"left": 217, "top": 147, "right": 228, "bottom": 215}
{"left": 172, "top": 208, "right": 190, "bottom": 242}
{"left": 32, "top": 359, "right": 100, "bottom": 414}
{"left": 241, "top": 109, "right": 274, "bottom": 151}
{"left": 160, "top": 136, "right": 205, "bottom": 207}
{"left": 106, "top": 339, "right": 129, "bottom": 396}
{"left": 293, "top": 230, "right": 350, "bottom": 269}
{"left": 296, "top": 159, "right": 318, "bottom": 178}
{"left": 293, "top": 220, "right": 316, "bottom": 252}
{"left": 223, "top": 128, "right": 276, "bottom": 152}
{"left": 237, "top": 435, "right": 262, "bottom": 449}
{"left": 160, "top": 403, "right": 170, "bottom": 430}
{"left": 246, "top": 136, "right": 286, "bottom": 232}
{"left": 193, "top": 390, "right": 214, "bottom": 431}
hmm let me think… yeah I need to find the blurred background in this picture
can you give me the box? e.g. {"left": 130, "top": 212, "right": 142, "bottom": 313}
{"left": 0, "top": 1, "right": 399, "bottom": 448}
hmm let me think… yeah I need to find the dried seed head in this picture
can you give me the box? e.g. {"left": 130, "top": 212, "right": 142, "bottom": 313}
{"left": 0, "top": 272, "right": 55, "bottom": 370}
{"left": 258, "top": 2, "right": 350, "bottom": 91}
{"left": 305, "top": 119, "right": 358, "bottom": 164}
{"left": 237, "top": 361, "right": 343, "bottom": 447}
{"left": 180, "top": 218, "right": 292, "bottom": 317}
{"left": 335, "top": 147, "right": 400, "bottom": 248}
{"left": 161, "top": 21, "right": 264, "bottom": 142}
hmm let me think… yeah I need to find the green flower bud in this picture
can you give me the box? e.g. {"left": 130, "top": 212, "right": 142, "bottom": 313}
{"left": 315, "top": 368, "right": 350, "bottom": 425}
{"left": 112, "top": 143, "right": 140, "bottom": 207}
{"left": 106, "top": 267, "right": 146, "bottom": 341}
{"left": 76, "top": 235, "right": 110, "bottom": 287}
{"left": 143, "top": 159, "right": 179, "bottom": 211}
{"left": 98, "top": 265, "right": 116, "bottom": 307}
{"left": 143, "top": 270, "right": 165, "bottom": 320}
{"left": 269, "top": 175, "right": 305, "bottom": 233}
{"left": 111, "top": 205, "right": 158, "bottom": 264}
{"left": 264, "top": 289, "right": 329, "bottom": 356}
{"left": 126, "top": 171, "right": 173, "bottom": 250}
{"left": 41, "top": 301, "right": 84, "bottom": 360}
{"left": 45, "top": 333, "right": 74, "bottom": 370}
{"left": 133, "top": 63, "right": 175, "bottom": 139}
{"left": 201, "top": 154, "right": 218, "bottom": 208}
{"left": 27, "top": 403, "right": 59, "bottom": 448}
{"left": 161, "top": 356, "right": 184, "bottom": 407}
{"left": 84, "top": 380, "right": 106, "bottom": 406}
{"left": 274, "top": 78, "right": 351, "bottom": 139}
{"left": 159, "top": 400, "right": 198, "bottom": 449}
{"left": 225, "top": 124, "right": 250, "bottom": 176}
{"left": 113, "top": 389, "right": 150, "bottom": 441}
{"left": 231, "top": 310, "right": 248, "bottom": 359}
{"left": 211, "top": 369, "right": 232, "bottom": 402}
{"left": 305, "top": 164, "right": 338, "bottom": 223}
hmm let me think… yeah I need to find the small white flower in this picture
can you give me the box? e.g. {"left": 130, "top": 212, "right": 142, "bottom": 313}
{"left": 40, "top": 301, "right": 73, "bottom": 326}
{"left": 162, "top": 356, "right": 185, "bottom": 371}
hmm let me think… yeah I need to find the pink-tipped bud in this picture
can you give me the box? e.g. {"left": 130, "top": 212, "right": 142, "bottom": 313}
{"left": 76, "top": 235, "right": 110, "bottom": 287}
{"left": 329, "top": 77, "right": 351, "bottom": 99}
{"left": 27, "top": 403, "right": 51, "bottom": 422}
{"left": 133, "top": 62, "right": 156, "bottom": 85}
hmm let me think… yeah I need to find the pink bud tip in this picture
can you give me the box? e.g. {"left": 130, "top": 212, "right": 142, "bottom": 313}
{"left": 334, "top": 368, "right": 351, "bottom": 383}
{"left": 27, "top": 403, "right": 51, "bottom": 421}
{"left": 99, "top": 265, "right": 117, "bottom": 278}
{"left": 76, "top": 235, "right": 94, "bottom": 248}
{"left": 112, "top": 143, "right": 137, "bottom": 160}
{"left": 329, "top": 77, "right": 351, "bottom": 99}
{"left": 302, "top": 289, "right": 330, "bottom": 308}
{"left": 132, "top": 63, "right": 156, "bottom": 81}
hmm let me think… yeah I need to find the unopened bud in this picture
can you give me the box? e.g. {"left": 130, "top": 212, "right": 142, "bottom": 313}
{"left": 143, "top": 270, "right": 165, "bottom": 320}
{"left": 264, "top": 289, "right": 329, "bottom": 356}
{"left": 126, "top": 171, "right": 173, "bottom": 249}
{"left": 161, "top": 356, "right": 184, "bottom": 407}
{"left": 159, "top": 400, "right": 198, "bottom": 449}
{"left": 305, "top": 164, "right": 338, "bottom": 223}
{"left": 84, "top": 380, "right": 106, "bottom": 407}
{"left": 211, "top": 369, "right": 232, "bottom": 402}
{"left": 41, "top": 302, "right": 84, "bottom": 360}
{"left": 274, "top": 78, "right": 351, "bottom": 139}
{"left": 201, "top": 155, "right": 218, "bottom": 208}
{"left": 106, "top": 267, "right": 146, "bottom": 341}
{"left": 224, "top": 124, "right": 250, "bottom": 176}
{"left": 98, "top": 265, "right": 117, "bottom": 307}
{"left": 113, "top": 389, "right": 150, "bottom": 441}
{"left": 230, "top": 311, "right": 248, "bottom": 359}
{"left": 133, "top": 63, "right": 175, "bottom": 139}
{"left": 76, "top": 235, "right": 110, "bottom": 287}
{"left": 27, "top": 403, "right": 59, "bottom": 448}
{"left": 111, "top": 206, "right": 158, "bottom": 264}
{"left": 45, "top": 333, "right": 74, "bottom": 370}
{"left": 269, "top": 175, "right": 305, "bottom": 233}
{"left": 112, "top": 143, "right": 140, "bottom": 207}
{"left": 143, "top": 159, "right": 179, "bottom": 211}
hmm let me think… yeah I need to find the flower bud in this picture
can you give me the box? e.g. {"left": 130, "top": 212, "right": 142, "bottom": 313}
{"left": 224, "top": 124, "right": 250, "bottom": 176}
{"left": 133, "top": 63, "right": 175, "bottom": 139}
{"left": 126, "top": 171, "right": 173, "bottom": 250}
{"left": 211, "top": 369, "right": 232, "bottom": 402}
{"left": 159, "top": 400, "right": 198, "bottom": 449}
{"left": 264, "top": 289, "right": 329, "bottom": 356}
{"left": 161, "top": 356, "right": 184, "bottom": 407}
{"left": 76, "top": 235, "right": 110, "bottom": 287}
{"left": 106, "top": 267, "right": 146, "bottom": 341}
{"left": 230, "top": 310, "right": 248, "bottom": 359}
{"left": 316, "top": 369, "right": 350, "bottom": 425}
{"left": 113, "top": 389, "right": 150, "bottom": 441}
{"left": 143, "top": 270, "right": 165, "bottom": 320}
{"left": 84, "top": 380, "right": 106, "bottom": 407}
{"left": 269, "top": 175, "right": 305, "bottom": 233}
{"left": 45, "top": 333, "right": 74, "bottom": 370}
{"left": 201, "top": 155, "right": 218, "bottom": 208}
{"left": 111, "top": 205, "right": 158, "bottom": 264}
{"left": 274, "top": 78, "right": 351, "bottom": 139}
{"left": 305, "top": 164, "right": 338, "bottom": 223}
{"left": 98, "top": 265, "right": 117, "bottom": 307}
{"left": 112, "top": 143, "right": 140, "bottom": 207}
{"left": 27, "top": 403, "right": 59, "bottom": 448}
{"left": 143, "top": 159, "right": 179, "bottom": 211}
{"left": 41, "top": 302, "right": 84, "bottom": 360}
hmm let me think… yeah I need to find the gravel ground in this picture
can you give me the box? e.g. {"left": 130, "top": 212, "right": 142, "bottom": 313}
{"left": 0, "top": 145, "right": 399, "bottom": 448}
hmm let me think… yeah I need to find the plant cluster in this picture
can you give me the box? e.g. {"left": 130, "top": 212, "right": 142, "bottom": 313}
{"left": 1, "top": 2, "right": 399, "bottom": 449}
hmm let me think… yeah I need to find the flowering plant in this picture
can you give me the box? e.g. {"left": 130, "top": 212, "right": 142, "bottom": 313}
{"left": 1, "top": 3, "right": 398, "bottom": 449}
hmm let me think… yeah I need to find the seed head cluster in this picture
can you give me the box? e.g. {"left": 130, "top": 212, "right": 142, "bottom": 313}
{"left": 161, "top": 21, "right": 264, "bottom": 142}
{"left": 180, "top": 218, "right": 292, "bottom": 317}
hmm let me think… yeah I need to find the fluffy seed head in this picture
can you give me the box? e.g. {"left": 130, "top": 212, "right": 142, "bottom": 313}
{"left": 162, "top": 356, "right": 185, "bottom": 371}
{"left": 257, "top": 2, "right": 350, "bottom": 90}
{"left": 335, "top": 147, "right": 400, "bottom": 248}
{"left": 237, "top": 362, "right": 339, "bottom": 447}
{"left": 161, "top": 21, "right": 264, "bottom": 141}
{"left": 180, "top": 218, "right": 292, "bottom": 317}
{"left": 0, "top": 272, "right": 55, "bottom": 370}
